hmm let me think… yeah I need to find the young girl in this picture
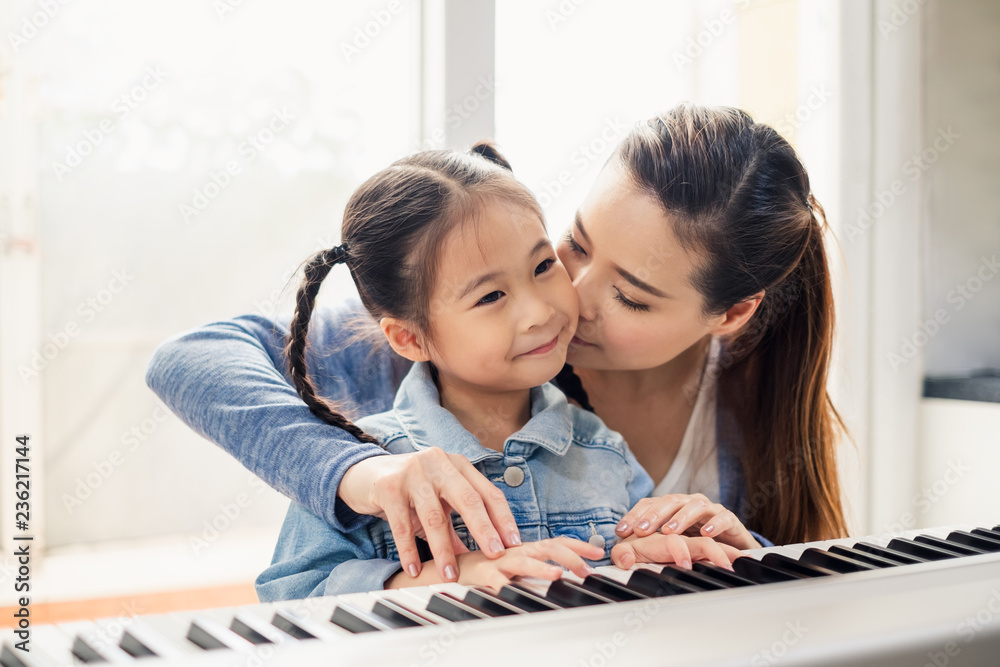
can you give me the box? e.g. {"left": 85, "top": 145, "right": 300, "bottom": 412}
{"left": 254, "top": 144, "right": 742, "bottom": 600}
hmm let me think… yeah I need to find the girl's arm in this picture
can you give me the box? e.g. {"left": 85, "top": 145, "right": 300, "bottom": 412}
{"left": 145, "top": 299, "right": 402, "bottom": 532}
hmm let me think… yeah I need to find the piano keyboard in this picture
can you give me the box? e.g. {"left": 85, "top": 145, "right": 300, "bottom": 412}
{"left": 5, "top": 523, "right": 1000, "bottom": 666}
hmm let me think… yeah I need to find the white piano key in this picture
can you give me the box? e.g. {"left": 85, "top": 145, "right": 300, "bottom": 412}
{"left": 117, "top": 616, "right": 195, "bottom": 659}
{"left": 12, "top": 626, "right": 79, "bottom": 666}
{"left": 60, "top": 621, "right": 134, "bottom": 664}
{"left": 1, "top": 628, "right": 64, "bottom": 667}
{"left": 182, "top": 614, "right": 256, "bottom": 652}
{"left": 268, "top": 598, "right": 355, "bottom": 642}
{"left": 193, "top": 606, "right": 291, "bottom": 646}
{"left": 376, "top": 589, "right": 455, "bottom": 625}
{"left": 123, "top": 614, "right": 205, "bottom": 656}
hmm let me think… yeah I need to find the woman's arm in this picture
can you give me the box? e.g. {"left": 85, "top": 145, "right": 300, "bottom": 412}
{"left": 145, "top": 299, "right": 402, "bottom": 532}
{"left": 145, "top": 299, "right": 522, "bottom": 579}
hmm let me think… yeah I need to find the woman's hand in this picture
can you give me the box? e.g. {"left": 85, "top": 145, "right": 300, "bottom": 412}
{"left": 615, "top": 493, "right": 762, "bottom": 550}
{"left": 610, "top": 533, "right": 746, "bottom": 571}
{"left": 339, "top": 448, "right": 522, "bottom": 583}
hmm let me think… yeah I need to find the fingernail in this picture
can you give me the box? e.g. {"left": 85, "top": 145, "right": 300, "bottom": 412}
{"left": 703, "top": 524, "right": 715, "bottom": 534}
{"left": 444, "top": 564, "right": 457, "bottom": 581}
{"left": 509, "top": 532, "right": 522, "bottom": 546}
{"left": 666, "top": 521, "right": 678, "bottom": 531}
{"left": 583, "top": 564, "right": 594, "bottom": 574}
{"left": 408, "top": 564, "right": 419, "bottom": 578}
{"left": 490, "top": 539, "right": 504, "bottom": 554}
{"left": 637, "top": 520, "right": 650, "bottom": 531}
{"left": 616, "top": 520, "right": 629, "bottom": 533}
{"left": 679, "top": 559, "right": 691, "bottom": 569}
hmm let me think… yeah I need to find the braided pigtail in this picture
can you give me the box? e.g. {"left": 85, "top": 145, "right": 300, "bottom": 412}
{"left": 285, "top": 245, "right": 380, "bottom": 445}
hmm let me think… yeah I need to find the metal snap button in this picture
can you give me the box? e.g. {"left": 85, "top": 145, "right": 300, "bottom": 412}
{"left": 588, "top": 533, "right": 606, "bottom": 550}
{"left": 503, "top": 466, "right": 525, "bottom": 487}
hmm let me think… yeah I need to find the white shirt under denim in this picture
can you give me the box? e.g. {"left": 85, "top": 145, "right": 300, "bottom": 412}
{"left": 254, "top": 361, "right": 655, "bottom": 600}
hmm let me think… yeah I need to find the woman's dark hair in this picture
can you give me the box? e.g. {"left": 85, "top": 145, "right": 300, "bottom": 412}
{"left": 284, "top": 142, "right": 541, "bottom": 444}
{"left": 577, "top": 103, "right": 847, "bottom": 544}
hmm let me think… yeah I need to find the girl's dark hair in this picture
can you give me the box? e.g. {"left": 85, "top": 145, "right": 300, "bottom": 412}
{"left": 285, "top": 141, "right": 541, "bottom": 444}
{"left": 605, "top": 104, "right": 847, "bottom": 544}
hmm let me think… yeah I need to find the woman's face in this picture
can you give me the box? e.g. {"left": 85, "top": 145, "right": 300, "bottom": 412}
{"left": 556, "top": 162, "right": 721, "bottom": 371}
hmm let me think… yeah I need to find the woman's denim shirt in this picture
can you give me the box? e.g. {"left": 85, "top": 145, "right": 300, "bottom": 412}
{"left": 145, "top": 298, "right": 773, "bottom": 550}
{"left": 254, "top": 361, "right": 654, "bottom": 600}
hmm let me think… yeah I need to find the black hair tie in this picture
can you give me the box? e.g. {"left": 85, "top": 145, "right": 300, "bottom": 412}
{"left": 326, "top": 244, "right": 349, "bottom": 265}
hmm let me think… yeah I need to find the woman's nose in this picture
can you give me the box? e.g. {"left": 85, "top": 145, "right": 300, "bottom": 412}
{"left": 572, "top": 267, "right": 598, "bottom": 322}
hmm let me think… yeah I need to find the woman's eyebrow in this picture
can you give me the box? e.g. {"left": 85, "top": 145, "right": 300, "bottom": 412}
{"left": 615, "top": 265, "right": 670, "bottom": 299}
{"left": 576, "top": 211, "right": 670, "bottom": 299}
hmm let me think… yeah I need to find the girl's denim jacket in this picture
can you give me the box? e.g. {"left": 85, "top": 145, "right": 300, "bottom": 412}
{"left": 254, "top": 361, "right": 654, "bottom": 600}
{"left": 145, "top": 298, "right": 773, "bottom": 565}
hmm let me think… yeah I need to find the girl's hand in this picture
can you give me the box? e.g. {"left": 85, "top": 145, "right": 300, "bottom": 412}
{"left": 610, "top": 533, "right": 746, "bottom": 571}
{"left": 339, "top": 448, "right": 521, "bottom": 584}
{"left": 456, "top": 537, "right": 605, "bottom": 591}
{"left": 615, "top": 493, "right": 762, "bottom": 550}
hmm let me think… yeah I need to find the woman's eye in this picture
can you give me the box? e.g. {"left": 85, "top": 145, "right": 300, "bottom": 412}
{"left": 614, "top": 288, "right": 649, "bottom": 313}
{"left": 535, "top": 258, "right": 555, "bottom": 275}
{"left": 562, "top": 231, "right": 587, "bottom": 256}
{"left": 477, "top": 290, "right": 504, "bottom": 306}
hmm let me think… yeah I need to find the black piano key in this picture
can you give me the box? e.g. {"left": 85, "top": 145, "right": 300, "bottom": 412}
{"left": 691, "top": 562, "right": 759, "bottom": 587}
{"left": 946, "top": 530, "right": 1000, "bottom": 552}
{"left": 732, "top": 557, "right": 803, "bottom": 584}
{"left": 462, "top": 589, "right": 525, "bottom": 616}
{"left": 914, "top": 534, "right": 988, "bottom": 556}
{"left": 540, "top": 579, "right": 610, "bottom": 607}
{"left": 186, "top": 618, "right": 253, "bottom": 651}
{"left": 657, "top": 565, "right": 729, "bottom": 591}
{"left": 972, "top": 528, "right": 1000, "bottom": 542}
{"left": 229, "top": 617, "right": 272, "bottom": 645}
{"left": 580, "top": 574, "right": 650, "bottom": 602}
{"left": 994, "top": 525, "right": 1000, "bottom": 533}
{"left": 627, "top": 568, "right": 701, "bottom": 597}
{"left": 270, "top": 611, "right": 316, "bottom": 640}
{"left": 426, "top": 593, "right": 490, "bottom": 622}
{"left": 887, "top": 538, "right": 960, "bottom": 561}
{"left": 761, "top": 552, "right": 837, "bottom": 578}
{"left": 371, "top": 599, "right": 435, "bottom": 628}
{"left": 330, "top": 603, "right": 393, "bottom": 633}
{"left": 799, "top": 548, "right": 876, "bottom": 574}
{"left": 829, "top": 545, "right": 902, "bottom": 568}
{"left": 853, "top": 542, "right": 927, "bottom": 565}
{"left": 497, "top": 585, "right": 561, "bottom": 612}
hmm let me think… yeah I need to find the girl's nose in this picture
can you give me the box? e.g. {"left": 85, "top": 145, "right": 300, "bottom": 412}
{"left": 526, "top": 294, "right": 557, "bottom": 330}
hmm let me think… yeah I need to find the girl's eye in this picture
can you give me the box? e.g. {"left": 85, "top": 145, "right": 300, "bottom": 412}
{"left": 562, "top": 231, "right": 587, "bottom": 256}
{"left": 477, "top": 290, "right": 504, "bottom": 306}
{"left": 535, "top": 258, "right": 555, "bottom": 276}
{"left": 614, "top": 287, "right": 649, "bottom": 313}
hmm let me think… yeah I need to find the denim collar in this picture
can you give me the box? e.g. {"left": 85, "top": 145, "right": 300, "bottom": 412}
{"left": 392, "top": 362, "right": 573, "bottom": 464}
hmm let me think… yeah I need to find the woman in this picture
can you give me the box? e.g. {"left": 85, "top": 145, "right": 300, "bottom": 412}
{"left": 146, "top": 103, "right": 848, "bottom": 584}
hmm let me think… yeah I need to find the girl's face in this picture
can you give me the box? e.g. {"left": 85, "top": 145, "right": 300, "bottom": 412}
{"left": 556, "top": 162, "right": 721, "bottom": 371}
{"left": 422, "top": 200, "right": 579, "bottom": 392}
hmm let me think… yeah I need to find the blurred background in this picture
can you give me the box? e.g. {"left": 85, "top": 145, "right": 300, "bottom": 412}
{"left": 0, "top": 0, "right": 997, "bottom": 621}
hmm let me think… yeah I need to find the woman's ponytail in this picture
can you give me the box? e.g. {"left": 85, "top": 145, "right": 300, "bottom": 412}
{"left": 284, "top": 246, "right": 380, "bottom": 445}
{"left": 615, "top": 104, "right": 849, "bottom": 544}
{"left": 726, "top": 197, "right": 848, "bottom": 544}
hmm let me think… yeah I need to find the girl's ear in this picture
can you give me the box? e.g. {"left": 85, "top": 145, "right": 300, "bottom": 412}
{"left": 709, "top": 290, "right": 765, "bottom": 337}
{"left": 379, "top": 317, "right": 431, "bottom": 362}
